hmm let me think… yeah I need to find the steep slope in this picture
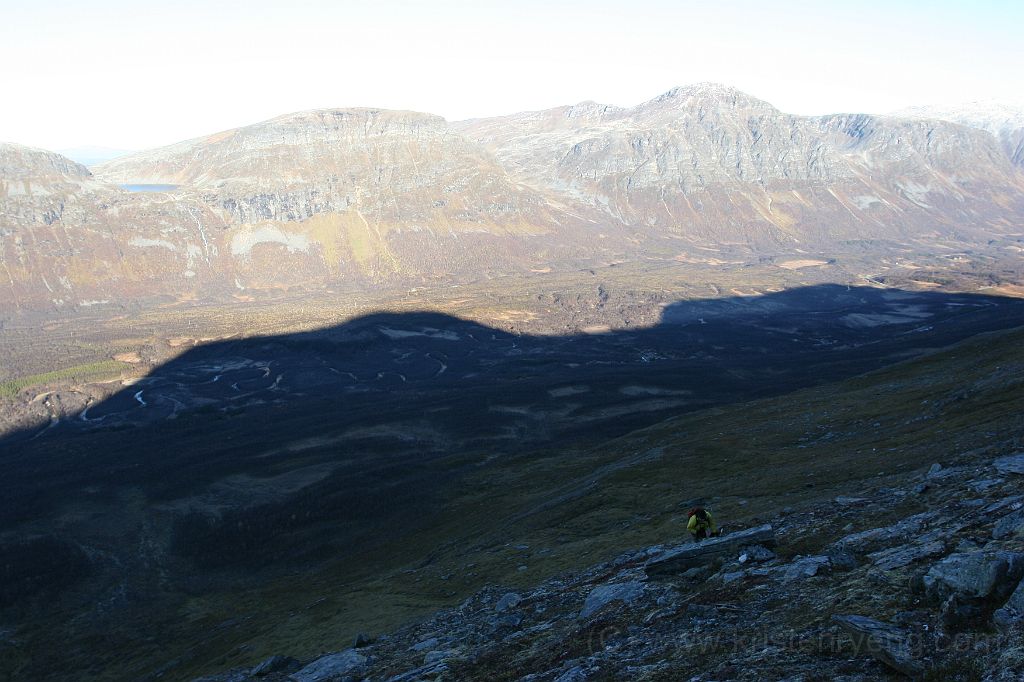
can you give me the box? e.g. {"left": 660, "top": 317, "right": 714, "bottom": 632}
{"left": 0, "top": 143, "right": 231, "bottom": 311}
{"left": 5, "top": 86, "right": 1024, "bottom": 314}
{"left": 21, "top": 317, "right": 1019, "bottom": 681}
{"left": 93, "top": 109, "right": 598, "bottom": 284}
{"left": 195, "top": 327, "right": 1024, "bottom": 681}
{"left": 3, "top": 287, "right": 1024, "bottom": 680}
{"left": 892, "top": 101, "right": 1024, "bottom": 167}
{"left": 457, "top": 83, "right": 1024, "bottom": 247}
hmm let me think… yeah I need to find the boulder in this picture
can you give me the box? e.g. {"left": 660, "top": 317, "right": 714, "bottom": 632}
{"left": 994, "top": 453, "right": 1024, "bottom": 475}
{"left": 644, "top": 524, "right": 774, "bottom": 576}
{"left": 923, "top": 552, "right": 1024, "bottom": 602}
{"left": 290, "top": 650, "right": 367, "bottom": 682}
{"left": 410, "top": 637, "right": 439, "bottom": 652}
{"left": 721, "top": 570, "right": 746, "bottom": 584}
{"left": 739, "top": 544, "right": 777, "bottom": 563}
{"left": 940, "top": 593, "right": 985, "bottom": 629}
{"left": 827, "top": 550, "right": 861, "bottom": 571}
{"left": 780, "top": 556, "right": 831, "bottom": 582}
{"left": 832, "top": 614, "right": 925, "bottom": 677}
{"left": 495, "top": 592, "right": 522, "bottom": 613}
{"left": 993, "top": 574, "right": 1024, "bottom": 628}
{"left": 924, "top": 553, "right": 1006, "bottom": 600}
{"left": 251, "top": 655, "right": 299, "bottom": 676}
{"left": 832, "top": 512, "right": 937, "bottom": 554}
{"left": 994, "top": 508, "right": 1024, "bottom": 540}
{"left": 579, "top": 581, "right": 645, "bottom": 619}
{"left": 1002, "top": 574, "right": 1024, "bottom": 614}
{"left": 869, "top": 540, "right": 946, "bottom": 571}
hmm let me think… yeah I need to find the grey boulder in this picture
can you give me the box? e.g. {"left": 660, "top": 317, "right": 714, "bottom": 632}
{"left": 780, "top": 556, "right": 831, "bottom": 582}
{"left": 993, "top": 507, "right": 1024, "bottom": 540}
{"left": 579, "top": 581, "right": 646, "bottom": 619}
{"left": 923, "top": 552, "right": 1024, "bottom": 601}
{"left": 495, "top": 592, "right": 522, "bottom": 612}
{"left": 252, "top": 655, "right": 299, "bottom": 676}
{"left": 290, "top": 650, "right": 367, "bottom": 682}
{"left": 832, "top": 614, "right": 924, "bottom": 677}
{"left": 994, "top": 453, "right": 1024, "bottom": 475}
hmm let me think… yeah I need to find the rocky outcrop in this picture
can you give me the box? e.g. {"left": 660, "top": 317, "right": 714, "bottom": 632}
{"left": 459, "top": 83, "right": 1024, "bottom": 248}
{"left": 189, "top": 450, "right": 1024, "bottom": 682}
{"left": 288, "top": 650, "right": 367, "bottom": 682}
{"left": 578, "top": 581, "right": 645, "bottom": 619}
{"left": 993, "top": 453, "right": 1024, "bottom": 475}
{"left": 892, "top": 101, "right": 1024, "bottom": 167}
{"left": 5, "top": 84, "right": 1024, "bottom": 313}
{"left": 643, "top": 523, "right": 775, "bottom": 576}
{"left": 923, "top": 551, "right": 1024, "bottom": 601}
{"left": 832, "top": 614, "right": 925, "bottom": 677}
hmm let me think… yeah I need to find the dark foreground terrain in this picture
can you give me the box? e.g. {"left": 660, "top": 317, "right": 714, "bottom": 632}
{"left": 2, "top": 284, "right": 1024, "bottom": 680}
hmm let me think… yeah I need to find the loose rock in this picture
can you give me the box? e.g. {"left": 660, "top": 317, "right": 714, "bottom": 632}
{"left": 993, "top": 453, "right": 1024, "bottom": 475}
{"left": 580, "top": 581, "right": 645, "bottom": 619}
{"left": 251, "top": 655, "right": 299, "bottom": 676}
{"left": 495, "top": 592, "right": 522, "bottom": 613}
{"left": 832, "top": 614, "right": 925, "bottom": 677}
{"left": 290, "top": 650, "right": 367, "bottom": 682}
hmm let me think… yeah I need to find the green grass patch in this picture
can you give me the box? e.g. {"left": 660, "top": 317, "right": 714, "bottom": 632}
{"left": 0, "top": 359, "right": 128, "bottom": 398}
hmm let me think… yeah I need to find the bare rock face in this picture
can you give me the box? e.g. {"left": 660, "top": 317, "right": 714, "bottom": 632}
{"left": 458, "top": 84, "right": 1024, "bottom": 248}
{"left": 4, "top": 84, "right": 1024, "bottom": 312}
{"left": 892, "top": 101, "right": 1024, "bottom": 167}
{"left": 0, "top": 143, "right": 232, "bottom": 311}
{"left": 95, "top": 109, "right": 553, "bottom": 228}
{"left": 92, "top": 109, "right": 590, "bottom": 291}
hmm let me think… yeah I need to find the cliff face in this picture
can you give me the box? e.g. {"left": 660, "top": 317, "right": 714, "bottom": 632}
{"left": 94, "top": 109, "right": 555, "bottom": 228}
{"left": 3, "top": 85, "right": 1024, "bottom": 312}
{"left": 457, "top": 84, "right": 1024, "bottom": 246}
{"left": 893, "top": 101, "right": 1024, "bottom": 168}
{"left": 90, "top": 108, "right": 600, "bottom": 296}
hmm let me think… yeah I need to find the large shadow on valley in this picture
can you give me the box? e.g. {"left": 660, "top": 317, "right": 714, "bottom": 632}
{"left": 2, "top": 284, "right": 1024, "bottom": 585}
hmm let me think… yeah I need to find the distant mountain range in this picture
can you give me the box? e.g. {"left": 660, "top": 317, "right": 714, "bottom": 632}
{"left": 2, "top": 84, "right": 1023, "bottom": 313}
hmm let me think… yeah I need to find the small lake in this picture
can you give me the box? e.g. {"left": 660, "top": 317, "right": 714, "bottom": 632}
{"left": 121, "top": 184, "right": 179, "bottom": 193}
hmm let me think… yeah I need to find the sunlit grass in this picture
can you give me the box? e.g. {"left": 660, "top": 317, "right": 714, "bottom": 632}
{"left": 0, "top": 359, "right": 128, "bottom": 399}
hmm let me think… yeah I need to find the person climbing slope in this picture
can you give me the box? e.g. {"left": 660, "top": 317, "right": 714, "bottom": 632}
{"left": 687, "top": 506, "right": 718, "bottom": 542}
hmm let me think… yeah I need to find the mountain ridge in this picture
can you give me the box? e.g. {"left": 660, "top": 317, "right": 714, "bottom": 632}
{"left": 2, "top": 84, "right": 1023, "bottom": 313}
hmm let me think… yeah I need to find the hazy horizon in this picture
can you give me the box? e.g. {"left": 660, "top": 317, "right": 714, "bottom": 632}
{"left": 3, "top": 0, "right": 1022, "bottom": 151}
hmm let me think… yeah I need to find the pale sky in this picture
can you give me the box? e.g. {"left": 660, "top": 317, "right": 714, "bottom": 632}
{"left": 2, "top": 0, "right": 1022, "bottom": 151}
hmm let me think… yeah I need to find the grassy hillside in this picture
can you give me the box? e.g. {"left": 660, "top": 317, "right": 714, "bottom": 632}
{"left": 35, "top": 323, "right": 1018, "bottom": 681}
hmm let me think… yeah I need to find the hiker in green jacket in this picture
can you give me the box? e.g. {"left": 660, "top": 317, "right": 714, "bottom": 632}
{"left": 687, "top": 507, "right": 718, "bottom": 542}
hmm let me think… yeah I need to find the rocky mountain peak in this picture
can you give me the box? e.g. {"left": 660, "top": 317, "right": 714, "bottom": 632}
{"left": 640, "top": 82, "right": 777, "bottom": 113}
{"left": 0, "top": 142, "right": 92, "bottom": 182}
